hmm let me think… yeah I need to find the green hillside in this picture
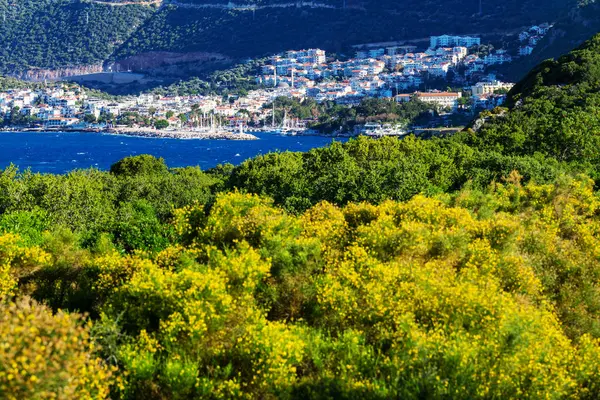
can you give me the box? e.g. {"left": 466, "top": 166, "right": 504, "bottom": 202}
{"left": 502, "top": 1, "right": 600, "bottom": 80}
{"left": 461, "top": 33, "right": 600, "bottom": 171}
{"left": 0, "top": 0, "right": 584, "bottom": 76}
{"left": 0, "top": 0, "right": 155, "bottom": 74}
{"left": 115, "top": 0, "right": 574, "bottom": 60}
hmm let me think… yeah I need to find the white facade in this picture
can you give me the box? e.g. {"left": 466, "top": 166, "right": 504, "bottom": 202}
{"left": 416, "top": 92, "right": 462, "bottom": 109}
{"left": 471, "top": 81, "right": 514, "bottom": 97}
{"left": 430, "top": 35, "right": 481, "bottom": 49}
{"left": 519, "top": 46, "right": 534, "bottom": 56}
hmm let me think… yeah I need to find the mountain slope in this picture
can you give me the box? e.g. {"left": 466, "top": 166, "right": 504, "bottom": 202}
{"left": 0, "top": 0, "right": 155, "bottom": 75}
{"left": 0, "top": 0, "right": 582, "bottom": 76}
{"left": 115, "top": 0, "right": 574, "bottom": 61}
{"left": 502, "top": 1, "right": 600, "bottom": 80}
{"left": 463, "top": 32, "right": 600, "bottom": 171}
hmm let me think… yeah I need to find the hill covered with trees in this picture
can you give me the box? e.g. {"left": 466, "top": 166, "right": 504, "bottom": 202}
{"left": 114, "top": 0, "right": 572, "bottom": 61}
{"left": 461, "top": 32, "right": 600, "bottom": 173}
{"left": 502, "top": 0, "right": 600, "bottom": 81}
{"left": 5, "top": 25, "right": 600, "bottom": 400}
{"left": 0, "top": 0, "right": 155, "bottom": 75}
{"left": 0, "top": 0, "right": 588, "bottom": 78}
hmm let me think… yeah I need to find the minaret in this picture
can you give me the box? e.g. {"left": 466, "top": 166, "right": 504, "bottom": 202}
{"left": 274, "top": 66, "right": 277, "bottom": 87}
{"left": 291, "top": 68, "right": 295, "bottom": 88}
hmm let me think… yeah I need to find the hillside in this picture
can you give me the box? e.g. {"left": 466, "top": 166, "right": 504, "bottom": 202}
{"left": 4, "top": 172, "right": 600, "bottom": 398}
{"left": 462, "top": 32, "right": 600, "bottom": 171}
{"left": 114, "top": 0, "right": 571, "bottom": 60}
{"left": 0, "top": 0, "right": 155, "bottom": 76}
{"left": 0, "top": 0, "right": 583, "bottom": 77}
{"left": 501, "top": 1, "right": 600, "bottom": 80}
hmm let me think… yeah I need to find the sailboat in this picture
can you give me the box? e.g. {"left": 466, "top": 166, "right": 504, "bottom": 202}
{"left": 267, "top": 101, "right": 300, "bottom": 135}
{"left": 268, "top": 101, "right": 283, "bottom": 134}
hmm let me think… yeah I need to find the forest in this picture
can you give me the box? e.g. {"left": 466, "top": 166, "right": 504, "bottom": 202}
{"left": 0, "top": 0, "right": 587, "bottom": 78}
{"left": 5, "top": 26, "right": 600, "bottom": 400}
{"left": 113, "top": 0, "right": 575, "bottom": 62}
{"left": 0, "top": 0, "right": 154, "bottom": 74}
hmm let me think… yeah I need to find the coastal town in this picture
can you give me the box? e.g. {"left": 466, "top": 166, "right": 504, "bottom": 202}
{"left": 0, "top": 27, "right": 553, "bottom": 138}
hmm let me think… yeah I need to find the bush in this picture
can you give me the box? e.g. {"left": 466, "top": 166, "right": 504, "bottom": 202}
{"left": 0, "top": 298, "right": 114, "bottom": 400}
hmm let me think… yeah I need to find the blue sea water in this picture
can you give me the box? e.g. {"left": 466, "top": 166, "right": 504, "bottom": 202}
{"left": 0, "top": 131, "right": 345, "bottom": 174}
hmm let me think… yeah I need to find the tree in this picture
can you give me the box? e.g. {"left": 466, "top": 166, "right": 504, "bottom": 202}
{"left": 154, "top": 119, "right": 169, "bottom": 130}
{"left": 110, "top": 155, "right": 168, "bottom": 177}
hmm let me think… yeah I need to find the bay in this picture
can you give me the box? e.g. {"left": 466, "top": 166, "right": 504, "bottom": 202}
{"left": 0, "top": 131, "right": 344, "bottom": 174}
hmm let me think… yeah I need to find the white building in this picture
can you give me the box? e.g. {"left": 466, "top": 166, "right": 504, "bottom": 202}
{"left": 471, "top": 81, "right": 514, "bottom": 97}
{"left": 430, "top": 35, "right": 481, "bottom": 49}
{"left": 416, "top": 91, "right": 462, "bottom": 109}
{"left": 44, "top": 117, "right": 80, "bottom": 127}
{"left": 483, "top": 52, "right": 513, "bottom": 65}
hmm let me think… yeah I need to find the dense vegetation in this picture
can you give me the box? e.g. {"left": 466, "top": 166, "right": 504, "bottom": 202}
{"left": 114, "top": 0, "right": 574, "bottom": 61}
{"left": 502, "top": 0, "right": 600, "bottom": 81}
{"left": 0, "top": 0, "right": 586, "bottom": 78}
{"left": 151, "top": 58, "right": 268, "bottom": 97}
{"left": 263, "top": 97, "right": 437, "bottom": 133}
{"left": 4, "top": 165, "right": 600, "bottom": 398}
{"left": 461, "top": 33, "right": 600, "bottom": 175}
{"left": 0, "top": 0, "right": 154, "bottom": 74}
{"left": 6, "top": 27, "right": 600, "bottom": 400}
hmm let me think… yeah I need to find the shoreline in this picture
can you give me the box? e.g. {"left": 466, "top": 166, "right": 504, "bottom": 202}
{"left": 0, "top": 127, "right": 259, "bottom": 140}
{"left": 107, "top": 128, "right": 259, "bottom": 141}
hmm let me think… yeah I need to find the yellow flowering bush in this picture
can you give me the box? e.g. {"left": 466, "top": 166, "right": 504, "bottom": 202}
{"left": 0, "top": 298, "right": 114, "bottom": 400}
{"left": 0, "top": 233, "right": 50, "bottom": 298}
{"left": 8, "top": 179, "right": 600, "bottom": 398}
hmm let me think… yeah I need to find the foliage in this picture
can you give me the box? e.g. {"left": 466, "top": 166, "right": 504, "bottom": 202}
{"left": 227, "top": 135, "right": 566, "bottom": 213}
{"left": 154, "top": 119, "right": 169, "bottom": 130}
{"left": 264, "top": 97, "right": 435, "bottom": 133}
{"left": 114, "top": 0, "right": 575, "bottom": 63}
{"left": 462, "top": 34, "right": 600, "bottom": 169}
{"left": 153, "top": 58, "right": 268, "bottom": 97}
{"left": 0, "top": 156, "right": 220, "bottom": 252}
{"left": 5, "top": 32, "right": 600, "bottom": 398}
{"left": 0, "top": 297, "right": 114, "bottom": 399}
{"left": 5, "top": 180, "right": 600, "bottom": 397}
{"left": 0, "top": 0, "right": 154, "bottom": 73}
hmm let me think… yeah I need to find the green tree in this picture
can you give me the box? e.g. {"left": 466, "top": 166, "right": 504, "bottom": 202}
{"left": 154, "top": 119, "right": 169, "bottom": 130}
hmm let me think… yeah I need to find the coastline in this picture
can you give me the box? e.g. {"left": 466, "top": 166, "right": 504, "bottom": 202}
{"left": 0, "top": 125, "right": 430, "bottom": 139}
{"left": 0, "top": 127, "right": 259, "bottom": 141}
{"left": 107, "top": 127, "right": 259, "bottom": 141}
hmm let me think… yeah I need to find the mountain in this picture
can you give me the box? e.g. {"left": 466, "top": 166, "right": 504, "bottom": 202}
{"left": 525, "top": 1, "right": 600, "bottom": 67}
{"left": 0, "top": 0, "right": 582, "bottom": 78}
{"left": 501, "top": 1, "right": 600, "bottom": 80}
{"left": 0, "top": 0, "right": 154, "bottom": 77}
{"left": 462, "top": 31, "right": 600, "bottom": 172}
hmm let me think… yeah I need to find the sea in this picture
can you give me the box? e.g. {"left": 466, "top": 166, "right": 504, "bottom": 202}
{"left": 0, "top": 131, "right": 346, "bottom": 174}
